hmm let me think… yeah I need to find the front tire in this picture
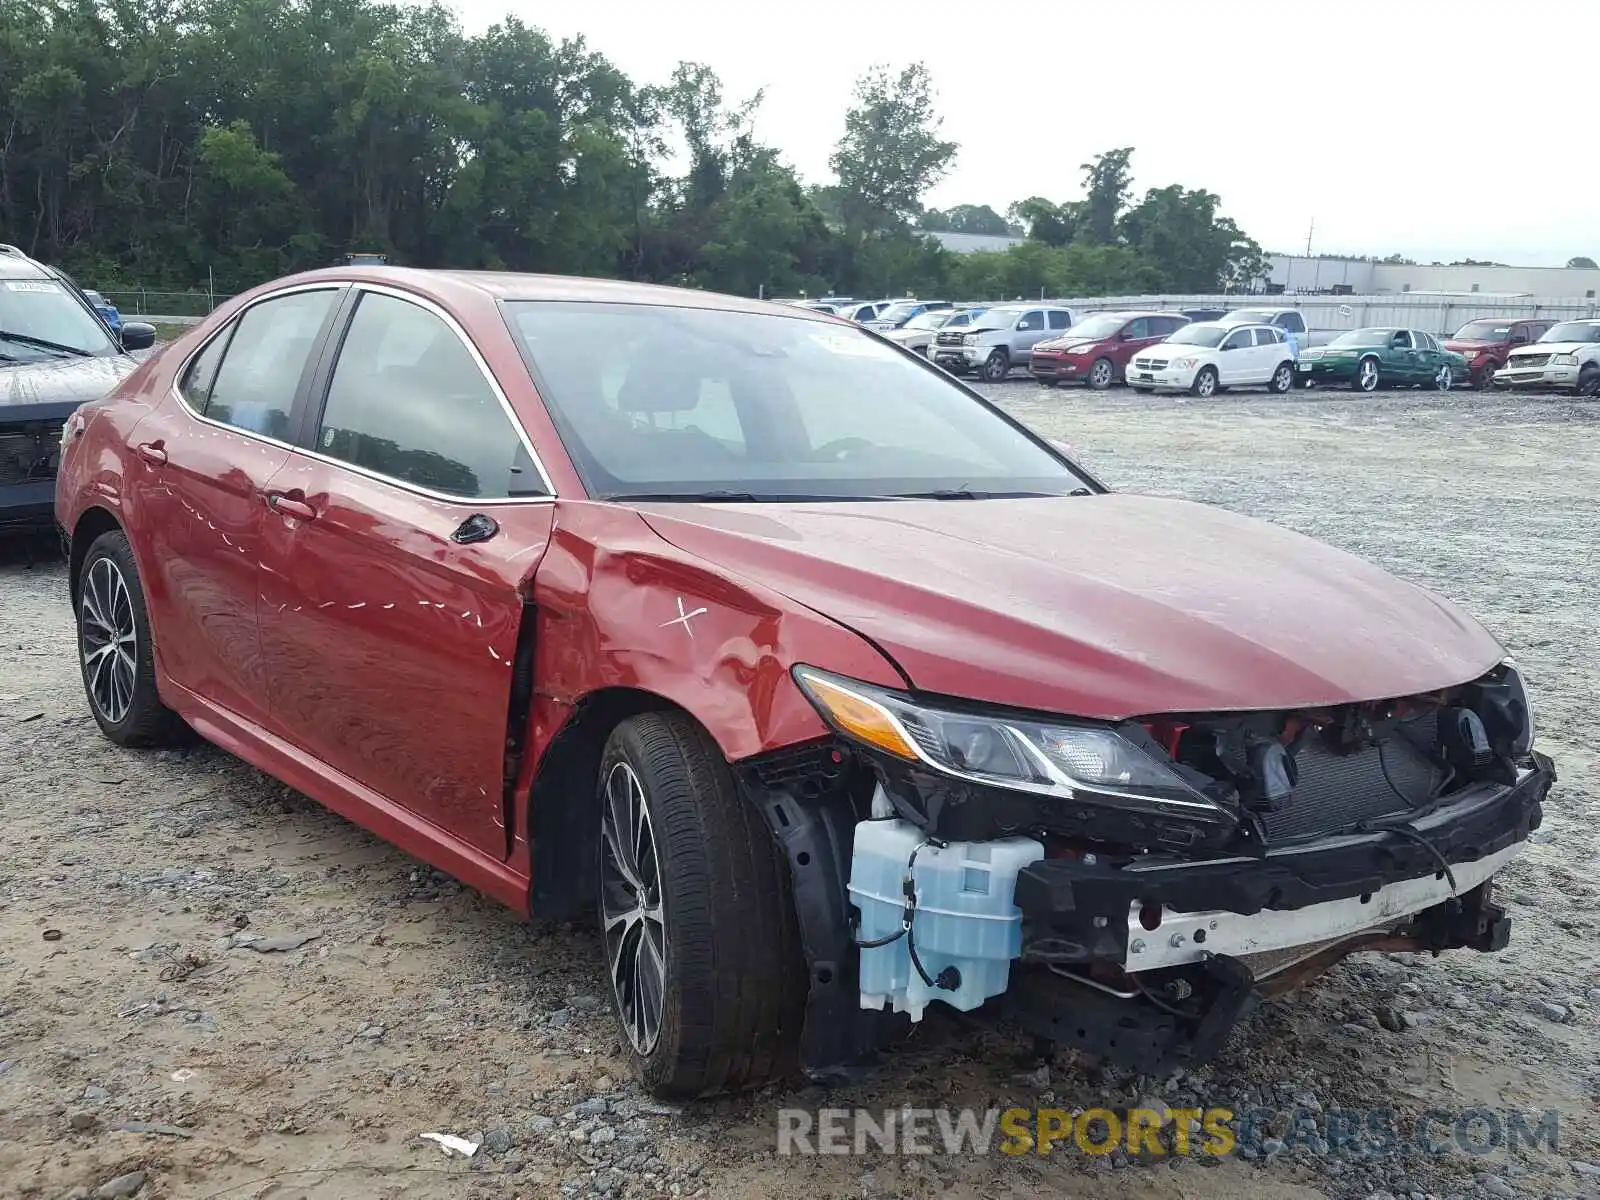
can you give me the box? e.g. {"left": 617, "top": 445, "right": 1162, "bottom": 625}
{"left": 76, "top": 530, "right": 185, "bottom": 747}
{"left": 1353, "top": 356, "right": 1381, "bottom": 392}
{"left": 597, "top": 712, "right": 805, "bottom": 1098}
{"left": 1190, "top": 366, "right": 1218, "bottom": 398}
{"left": 1269, "top": 362, "right": 1294, "bottom": 394}
{"left": 1088, "top": 357, "right": 1115, "bottom": 390}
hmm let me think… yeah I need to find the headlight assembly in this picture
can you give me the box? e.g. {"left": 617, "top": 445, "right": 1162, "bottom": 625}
{"left": 792, "top": 666, "right": 1229, "bottom": 821}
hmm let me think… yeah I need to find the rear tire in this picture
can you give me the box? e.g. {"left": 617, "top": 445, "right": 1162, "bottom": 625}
{"left": 1578, "top": 364, "right": 1600, "bottom": 397}
{"left": 597, "top": 711, "right": 805, "bottom": 1098}
{"left": 1428, "top": 363, "right": 1454, "bottom": 392}
{"left": 75, "top": 530, "right": 186, "bottom": 748}
{"left": 1269, "top": 362, "right": 1294, "bottom": 394}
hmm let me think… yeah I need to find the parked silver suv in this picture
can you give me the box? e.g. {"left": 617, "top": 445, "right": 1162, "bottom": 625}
{"left": 931, "top": 304, "right": 1078, "bottom": 381}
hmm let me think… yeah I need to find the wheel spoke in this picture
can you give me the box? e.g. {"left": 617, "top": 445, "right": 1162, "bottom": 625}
{"left": 80, "top": 556, "right": 138, "bottom": 725}
{"left": 599, "top": 759, "right": 668, "bottom": 1056}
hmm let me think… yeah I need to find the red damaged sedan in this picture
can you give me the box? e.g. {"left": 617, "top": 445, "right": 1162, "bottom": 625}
{"left": 56, "top": 269, "right": 1551, "bottom": 1096}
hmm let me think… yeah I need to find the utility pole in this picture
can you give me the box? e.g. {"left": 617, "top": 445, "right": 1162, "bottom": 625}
{"left": 1304, "top": 218, "right": 1315, "bottom": 258}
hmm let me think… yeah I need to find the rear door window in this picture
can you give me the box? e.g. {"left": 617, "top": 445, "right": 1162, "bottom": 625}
{"left": 201, "top": 289, "right": 340, "bottom": 440}
{"left": 1252, "top": 327, "right": 1281, "bottom": 346}
{"left": 314, "top": 291, "right": 545, "bottom": 498}
{"left": 1277, "top": 311, "right": 1307, "bottom": 334}
{"left": 1047, "top": 310, "right": 1072, "bottom": 330}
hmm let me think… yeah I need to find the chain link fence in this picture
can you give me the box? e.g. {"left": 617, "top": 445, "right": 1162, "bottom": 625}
{"left": 96, "top": 288, "right": 233, "bottom": 319}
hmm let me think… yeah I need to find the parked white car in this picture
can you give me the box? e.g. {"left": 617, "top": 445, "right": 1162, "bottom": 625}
{"left": 880, "top": 308, "right": 990, "bottom": 356}
{"left": 1493, "top": 319, "right": 1600, "bottom": 393}
{"left": 1130, "top": 321, "right": 1297, "bottom": 397}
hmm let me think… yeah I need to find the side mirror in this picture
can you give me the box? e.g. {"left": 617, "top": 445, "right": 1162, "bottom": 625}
{"left": 119, "top": 322, "right": 157, "bottom": 351}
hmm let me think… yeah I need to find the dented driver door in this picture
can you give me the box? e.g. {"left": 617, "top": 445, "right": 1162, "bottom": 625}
{"left": 254, "top": 287, "right": 555, "bottom": 861}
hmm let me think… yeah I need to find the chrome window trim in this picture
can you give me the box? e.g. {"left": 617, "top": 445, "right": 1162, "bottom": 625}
{"left": 170, "top": 279, "right": 558, "bottom": 506}
{"left": 170, "top": 282, "right": 349, "bottom": 458}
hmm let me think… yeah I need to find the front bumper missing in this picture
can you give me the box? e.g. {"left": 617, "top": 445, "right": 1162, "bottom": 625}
{"left": 1122, "top": 840, "right": 1519, "bottom": 971}
{"left": 747, "top": 744, "right": 1551, "bottom": 1082}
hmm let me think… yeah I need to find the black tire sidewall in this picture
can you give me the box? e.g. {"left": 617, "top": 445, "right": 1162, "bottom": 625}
{"left": 1089, "top": 358, "right": 1113, "bottom": 390}
{"left": 1272, "top": 363, "right": 1293, "bottom": 393}
{"left": 1192, "top": 366, "right": 1217, "bottom": 397}
{"left": 983, "top": 351, "right": 1008, "bottom": 381}
{"left": 596, "top": 712, "right": 802, "bottom": 1097}
{"left": 76, "top": 530, "right": 176, "bottom": 746}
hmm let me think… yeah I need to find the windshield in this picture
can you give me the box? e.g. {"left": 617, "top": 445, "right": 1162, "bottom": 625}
{"left": 901, "top": 312, "right": 951, "bottom": 331}
{"left": 1540, "top": 321, "right": 1600, "bottom": 344}
{"left": 874, "top": 302, "right": 922, "bottom": 324}
{"left": 0, "top": 278, "right": 118, "bottom": 358}
{"left": 1451, "top": 320, "right": 1512, "bottom": 341}
{"left": 1058, "top": 315, "right": 1126, "bottom": 341}
{"left": 1164, "top": 324, "right": 1228, "bottom": 348}
{"left": 967, "top": 308, "right": 1024, "bottom": 332}
{"left": 1329, "top": 328, "right": 1392, "bottom": 347}
{"left": 506, "top": 302, "right": 1094, "bottom": 501}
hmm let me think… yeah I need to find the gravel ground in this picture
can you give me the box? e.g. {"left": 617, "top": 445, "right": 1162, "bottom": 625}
{"left": 1, "top": 382, "right": 1597, "bottom": 1200}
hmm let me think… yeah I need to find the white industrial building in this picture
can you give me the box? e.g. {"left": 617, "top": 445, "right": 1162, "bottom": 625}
{"left": 1267, "top": 254, "right": 1600, "bottom": 299}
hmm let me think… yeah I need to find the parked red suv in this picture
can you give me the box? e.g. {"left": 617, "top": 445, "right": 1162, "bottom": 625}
{"left": 56, "top": 269, "right": 1550, "bottom": 1096}
{"left": 1443, "top": 318, "right": 1555, "bottom": 389}
{"left": 1029, "top": 311, "right": 1190, "bottom": 389}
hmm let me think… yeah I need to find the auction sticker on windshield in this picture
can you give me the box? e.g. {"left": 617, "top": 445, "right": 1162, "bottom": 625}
{"left": 808, "top": 329, "right": 898, "bottom": 359}
{"left": 3, "top": 280, "right": 62, "bottom": 293}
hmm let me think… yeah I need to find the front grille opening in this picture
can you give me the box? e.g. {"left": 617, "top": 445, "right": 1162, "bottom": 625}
{"left": 1149, "top": 695, "right": 1493, "bottom": 845}
{"left": 0, "top": 420, "right": 66, "bottom": 487}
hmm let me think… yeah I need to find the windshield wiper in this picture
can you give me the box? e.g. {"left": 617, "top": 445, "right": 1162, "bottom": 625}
{"left": 609, "top": 490, "right": 765, "bottom": 503}
{"left": 889, "top": 488, "right": 1087, "bottom": 500}
{"left": 607, "top": 490, "right": 906, "bottom": 504}
{"left": 0, "top": 330, "right": 91, "bottom": 357}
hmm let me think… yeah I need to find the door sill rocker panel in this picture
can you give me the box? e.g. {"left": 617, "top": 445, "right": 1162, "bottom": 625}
{"left": 167, "top": 680, "right": 531, "bottom": 912}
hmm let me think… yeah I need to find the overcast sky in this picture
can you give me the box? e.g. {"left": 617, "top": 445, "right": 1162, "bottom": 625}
{"left": 444, "top": 0, "right": 1596, "bottom": 267}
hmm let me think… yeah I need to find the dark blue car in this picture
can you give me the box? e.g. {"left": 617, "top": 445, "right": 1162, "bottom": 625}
{"left": 81, "top": 288, "right": 122, "bottom": 333}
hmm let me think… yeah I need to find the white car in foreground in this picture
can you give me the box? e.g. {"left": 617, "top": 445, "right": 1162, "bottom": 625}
{"left": 1129, "top": 321, "right": 1297, "bottom": 397}
{"left": 1494, "top": 319, "right": 1600, "bottom": 393}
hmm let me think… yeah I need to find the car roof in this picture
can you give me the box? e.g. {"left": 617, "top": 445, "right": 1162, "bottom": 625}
{"left": 0, "top": 246, "right": 52, "bottom": 280}
{"left": 1186, "top": 320, "right": 1270, "bottom": 331}
{"left": 270, "top": 267, "right": 838, "bottom": 321}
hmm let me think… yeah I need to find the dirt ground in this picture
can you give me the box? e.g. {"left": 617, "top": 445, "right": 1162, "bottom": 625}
{"left": 2, "top": 383, "right": 1598, "bottom": 1200}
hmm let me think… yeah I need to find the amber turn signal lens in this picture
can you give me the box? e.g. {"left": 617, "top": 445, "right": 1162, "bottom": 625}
{"left": 798, "top": 673, "right": 919, "bottom": 761}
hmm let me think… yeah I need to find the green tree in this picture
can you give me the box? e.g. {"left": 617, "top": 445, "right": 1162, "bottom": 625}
{"left": 1008, "top": 197, "right": 1075, "bottom": 247}
{"left": 1119, "top": 185, "right": 1266, "bottom": 293}
{"left": 829, "top": 63, "right": 957, "bottom": 233}
{"left": 921, "top": 204, "right": 1011, "bottom": 236}
{"left": 1078, "top": 147, "right": 1133, "bottom": 245}
{"left": 1568, "top": 256, "right": 1597, "bottom": 269}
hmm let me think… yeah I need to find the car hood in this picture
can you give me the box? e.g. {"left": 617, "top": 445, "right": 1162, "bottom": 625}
{"left": 637, "top": 494, "right": 1503, "bottom": 719}
{"left": 1036, "top": 339, "right": 1100, "bottom": 354}
{"left": 1, "top": 354, "right": 139, "bottom": 414}
{"left": 1511, "top": 341, "right": 1594, "bottom": 357}
{"left": 1443, "top": 339, "right": 1498, "bottom": 351}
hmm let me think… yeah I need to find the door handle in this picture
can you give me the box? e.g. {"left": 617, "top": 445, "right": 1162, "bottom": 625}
{"left": 450, "top": 513, "right": 499, "bottom": 545}
{"left": 136, "top": 441, "right": 167, "bottom": 466}
{"left": 266, "top": 492, "right": 317, "bottom": 521}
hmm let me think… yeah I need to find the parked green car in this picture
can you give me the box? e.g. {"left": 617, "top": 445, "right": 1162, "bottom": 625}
{"left": 1296, "top": 328, "right": 1469, "bottom": 392}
